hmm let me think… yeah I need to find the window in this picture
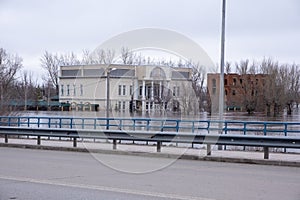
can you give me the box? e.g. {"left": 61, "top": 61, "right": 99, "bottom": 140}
{"left": 240, "top": 79, "right": 243, "bottom": 84}
{"left": 73, "top": 84, "right": 76, "bottom": 96}
{"left": 212, "top": 79, "right": 216, "bottom": 95}
{"left": 147, "top": 86, "right": 151, "bottom": 98}
{"left": 212, "top": 79, "right": 216, "bottom": 87}
{"left": 123, "top": 85, "right": 126, "bottom": 95}
{"left": 224, "top": 79, "right": 228, "bottom": 85}
{"left": 225, "top": 90, "right": 228, "bottom": 96}
{"left": 139, "top": 86, "right": 143, "bottom": 96}
{"left": 83, "top": 69, "right": 104, "bottom": 77}
{"left": 118, "top": 85, "right": 122, "bottom": 95}
{"left": 80, "top": 84, "right": 83, "bottom": 96}
{"left": 67, "top": 85, "right": 70, "bottom": 96}
{"left": 119, "top": 85, "right": 126, "bottom": 96}
{"left": 122, "top": 102, "right": 126, "bottom": 110}
{"left": 173, "top": 86, "right": 180, "bottom": 96}
{"left": 173, "top": 86, "right": 176, "bottom": 96}
{"left": 212, "top": 88, "right": 216, "bottom": 95}
{"left": 118, "top": 101, "right": 121, "bottom": 110}
{"left": 61, "top": 85, "right": 64, "bottom": 96}
{"left": 61, "top": 69, "right": 81, "bottom": 77}
{"left": 233, "top": 78, "right": 237, "bottom": 86}
{"left": 232, "top": 90, "right": 236, "bottom": 95}
{"left": 130, "top": 85, "right": 133, "bottom": 96}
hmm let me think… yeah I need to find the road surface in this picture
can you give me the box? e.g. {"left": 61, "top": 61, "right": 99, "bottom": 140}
{"left": 0, "top": 147, "right": 299, "bottom": 200}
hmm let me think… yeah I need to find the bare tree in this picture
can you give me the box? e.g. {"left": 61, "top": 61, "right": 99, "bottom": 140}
{"left": 280, "top": 64, "right": 300, "bottom": 115}
{"left": 248, "top": 60, "right": 258, "bottom": 74}
{"left": 81, "top": 49, "right": 95, "bottom": 65}
{"left": 40, "top": 51, "right": 60, "bottom": 95}
{"left": 260, "top": 58, "right": 285, "bottom": 116}
{"left": 121, "top": 47, "right": 135, "bottom": 64}
{"left": 189, "top": 61, "right": 206, "bottom": 111}
{"left": 16, "top": 70, "right": 37, "bottom": 110}
{"left": 236, "top": 59, "right": 249, "bottom": 74}
{"left": 0, "top": 48, "right": 23, "bottom": 114}
{"left": 41, "top": 51, "right": 81, "bottom": 96}
{"left": 225, "top": 62, "right": 231, "bottom": 74}
{"left": 59, "top": 52, "right": 80, "bottom": 66}
{"left": 238, "top": 74, "right": 262, "bottom": 114}
{"left": 104, "top": 49, "right": 115, "bottom": 64}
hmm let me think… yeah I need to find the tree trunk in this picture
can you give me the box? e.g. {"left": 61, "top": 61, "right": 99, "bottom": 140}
{"left": 287, "top": 104, "right": 292, "bottom": 115}
{"left": 266, "top": 105, "right": 271, "bottom": 117}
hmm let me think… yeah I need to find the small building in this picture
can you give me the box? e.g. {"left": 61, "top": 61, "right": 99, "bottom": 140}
{"left": 207, "top": 73, "right": 268, "bottom": 113}
{"left": 59, "top": 64, "right": 193, "bottom": 112}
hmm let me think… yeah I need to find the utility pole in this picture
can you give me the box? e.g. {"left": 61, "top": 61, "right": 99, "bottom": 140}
{"left": 106, "top": 67, "right": 116, "bottom": 130}
{"left": 106, "top": 69, "right": 111, "bottom": 130}
{"left": 218, "top": 0, "right": 226, "bottom": 149}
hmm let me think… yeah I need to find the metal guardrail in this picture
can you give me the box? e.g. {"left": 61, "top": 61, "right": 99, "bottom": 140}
{"left": 1, "top": 126, "right": 300, "bottom": 159}
{"left": 0, "top": 116, "right": 300, "bottom": 136}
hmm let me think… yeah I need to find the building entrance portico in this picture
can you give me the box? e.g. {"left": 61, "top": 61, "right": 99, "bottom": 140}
{"left": 138, "top": 79, "right": 170, "bottom": 112}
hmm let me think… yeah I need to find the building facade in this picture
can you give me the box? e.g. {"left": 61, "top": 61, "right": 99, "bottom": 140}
{"left": 207, "top": 73, "right": 268, "bottom": 113}
{"left": 59, "top": 64, "right": 193, "bottom": 112}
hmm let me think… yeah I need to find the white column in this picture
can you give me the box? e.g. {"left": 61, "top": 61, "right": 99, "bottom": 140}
{"left": 134, "top": 79, "right": 138, "bottom": 100}
{"left": 151, "top": 81, "right": 154, "bottom": 100}
{"left": 142, "top": 80, "right": 145, "bottom": 112}
{"left": 159, "top": 81, "right": 162, "bottom": 99}
{"left": 166, "top": 81, "right": 170, "bottom": 110}
{"left": 152, "top": 81, "right": 155, "bottom": 111}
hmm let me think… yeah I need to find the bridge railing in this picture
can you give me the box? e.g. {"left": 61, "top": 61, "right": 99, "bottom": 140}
{"left": 0, "top": 116, "right": 300, "bottom": 136}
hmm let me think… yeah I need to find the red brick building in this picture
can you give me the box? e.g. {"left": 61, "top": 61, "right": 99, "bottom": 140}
{"left": 207, "top": 73, "right": 268, "bottom": 113}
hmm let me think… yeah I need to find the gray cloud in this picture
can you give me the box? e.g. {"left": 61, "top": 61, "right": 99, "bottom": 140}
{"left": 0, "top": 0, "right": 299, "bottom": 78}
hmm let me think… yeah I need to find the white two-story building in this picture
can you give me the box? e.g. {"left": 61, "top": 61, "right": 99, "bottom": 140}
{"left": 59, "top": 64, "right": 194, "bottom": 112}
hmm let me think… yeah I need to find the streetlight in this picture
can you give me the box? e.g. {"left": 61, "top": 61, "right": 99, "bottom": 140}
{"left": 219, "top": 0, "right": 226, "bottom": 119}
{"left": 218, "top": 0, "right": 226, "bottom": 150}
{"left": 106, "top": 67, "right": 116, "bottom": 130}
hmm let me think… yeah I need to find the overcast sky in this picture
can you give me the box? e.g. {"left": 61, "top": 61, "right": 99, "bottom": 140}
{"left": 0, "top": 0, "right": 299, "bottom": 79}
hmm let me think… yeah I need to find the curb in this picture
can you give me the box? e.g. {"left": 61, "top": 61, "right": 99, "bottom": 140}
{"left": 1, "top": 143, "right": 299, "bottom": 167}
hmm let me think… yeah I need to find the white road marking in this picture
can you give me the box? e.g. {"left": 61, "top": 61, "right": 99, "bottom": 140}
{"left": 0, "top": 175, "right": 214, "bottom": 200}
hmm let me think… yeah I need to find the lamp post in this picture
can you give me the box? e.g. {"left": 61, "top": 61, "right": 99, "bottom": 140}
{"left": 106, "top": 68, "right": 116, "bottom": 130}
{"left": 106, "top": 69, "right": 111, "bottom": 130}
{"left": 218, "top": 0, "right": 226, "bottom": 150}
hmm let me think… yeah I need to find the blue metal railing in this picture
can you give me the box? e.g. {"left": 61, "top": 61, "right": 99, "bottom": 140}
{"left": 0, "top": 116, "right": 299, "bottom": 137}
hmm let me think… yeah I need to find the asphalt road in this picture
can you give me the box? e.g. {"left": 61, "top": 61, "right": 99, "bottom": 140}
{"left": 0, "top": 147, "right": 299, "bottom": 200}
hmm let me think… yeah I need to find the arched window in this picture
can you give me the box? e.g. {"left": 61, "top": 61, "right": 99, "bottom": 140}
{"left": 150, "top": 67, "right": 166, "bottom": 79}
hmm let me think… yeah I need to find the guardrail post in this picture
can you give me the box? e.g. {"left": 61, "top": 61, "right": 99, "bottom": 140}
{"left": 70, "top": 118, "right": 73, "bottom": 129}
{"left": 176, "top": 120, "right": 179, "bottom": 132}
{"left": 5, "top": 134, "right": 8, "bottom": 143}
{"left": 73, "top": 138, "right": 77, "bottom": 147}
{"left": 157, "top": 141, "right": 161, "bottom": 152}
{"left": 264, "top": 147, "right": 269, "bottom": 159}
{"left": 37, "top": 136, "right": 41, "bottom": 145}
{"left": 113, "top": 139, "right": 117, "bottom": 150}
{"left": 207, "top": 144, "right": 211, "bottom": 156}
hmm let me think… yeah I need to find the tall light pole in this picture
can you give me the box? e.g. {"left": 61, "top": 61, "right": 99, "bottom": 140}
{"left": 219, "top": 0, "right": 226, "bottom": 149}
{"left": 106, "top": 68, "right": 116, "bottom": 130}
{"left": 106, "top": 68, "right": 111, "bottom": 130}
